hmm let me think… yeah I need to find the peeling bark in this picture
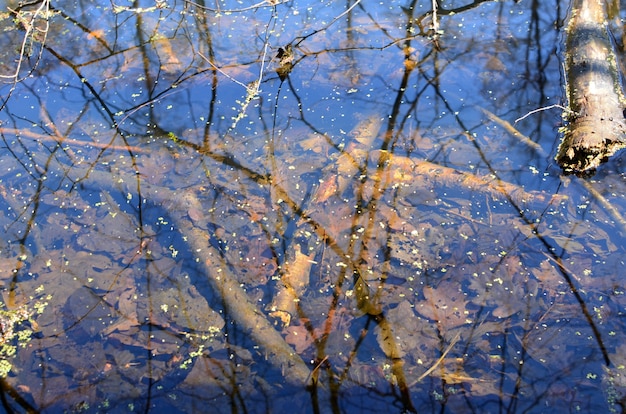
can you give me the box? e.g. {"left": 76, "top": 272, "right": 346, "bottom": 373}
{"left": 556, "top": 0, "right": 626, "bottom": 174}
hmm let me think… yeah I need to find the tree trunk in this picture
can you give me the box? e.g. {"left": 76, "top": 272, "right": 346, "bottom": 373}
{"left": 556, "top": 0, "right": 626, "bottom": 174}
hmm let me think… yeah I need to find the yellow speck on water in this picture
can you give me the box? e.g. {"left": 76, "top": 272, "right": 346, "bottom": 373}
{"left": 169, "top": 245, "right": 178, "bottom": 258}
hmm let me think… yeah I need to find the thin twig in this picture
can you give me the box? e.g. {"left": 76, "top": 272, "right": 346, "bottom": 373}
{"left": 198, "top": 8, "right": 273, "bottom": 131}
{"left": 306, "top": 355, "right": 329, "bottom": 384}
{"left": 514, "top": 104, "right": 569, "bottom": 124}
{"left": 412, "top": 331, "right": 461, "bottom": 385}
{"left": 328, "top": 0, "right": 362, "bottom": 28}
{"left": 293, "top": 0, "right": 362, "bottom": 47}
{"left": 197, "top": 52, "right": 250, "bottom": 89}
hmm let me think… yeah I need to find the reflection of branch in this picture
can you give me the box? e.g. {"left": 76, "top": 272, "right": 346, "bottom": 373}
{"left": 198, "top": 12, "right": 271, "bottom": 131}
{"left": 540, "top": 252, "right": 610, "bottom": 365}
{"left": 47, "top": 4, "right": 112, "bottom": 54}
{"left": 43, "top": 46, "right": 118, "bottom": 126}
{"left": 198, "top": 52, "right": 250, "bottom": 89}
{"left": 375, "top": 314, "right": 417, "bottom": 412}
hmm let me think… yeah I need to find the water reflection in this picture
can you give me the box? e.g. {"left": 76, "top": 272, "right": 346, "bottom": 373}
{"left": 0, "top": 0, "right": 625, "bottom": 412}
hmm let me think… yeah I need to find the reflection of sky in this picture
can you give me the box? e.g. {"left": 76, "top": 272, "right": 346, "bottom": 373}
{"left": 2, "top": 1, "right": 626, "bottom": 411}
{"left": 0, "top": 0, "right": 611, "bottom": 266}
{"left": 0, "top": 2, "right": 611, "bottom": 265}
{"left": 0, "top": 0, "right": 565, "bottom": 176}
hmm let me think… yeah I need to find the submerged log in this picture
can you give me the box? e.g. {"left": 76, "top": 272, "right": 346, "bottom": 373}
{"left": 556, "top": 0, "right": 626, "bottom": 174}
{"left": 59, "top": 164, "right": 312, "bottom": 386}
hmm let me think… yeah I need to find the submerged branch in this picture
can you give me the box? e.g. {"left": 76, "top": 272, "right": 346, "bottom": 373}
{"left": 0, "top": 127, "right": 148, "bottom": 154}
{"left": 579, "top": 179, "right": 626, "bottom": 235}
{"left": 68, "top": 166, "right": 312, "bottom": 386}
{"left": 480, "top": 107, "right": 547, "bottom": 157}
{"left": 370, "top": 150, "right": 566, "bottom": 206}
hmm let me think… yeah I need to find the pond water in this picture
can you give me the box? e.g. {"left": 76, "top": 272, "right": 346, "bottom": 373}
{"left": 0, "top": 0, "right": 626, "bottom": 412}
